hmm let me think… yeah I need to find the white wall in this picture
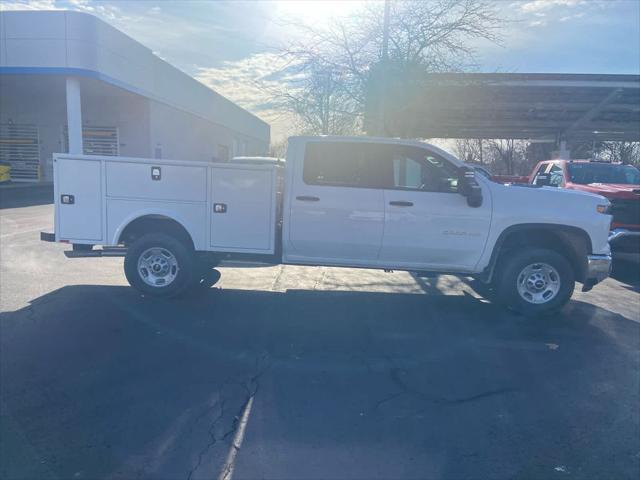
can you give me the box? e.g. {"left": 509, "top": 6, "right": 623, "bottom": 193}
{"left": 0, "top": 10, "right": 270, "bottom": 147}
{"left": 149, "top": 101, "right": 267, "bottom": 162}
{"left": 80, "top": 80, "right": 151, "bottom": 158}
{"left": 0, "top": 74, "right": 269, "bottom": 181}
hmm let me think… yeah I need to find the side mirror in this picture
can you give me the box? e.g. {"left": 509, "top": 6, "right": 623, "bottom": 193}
{"left": 458, "top": 167, "right": 483, "bottom": 208}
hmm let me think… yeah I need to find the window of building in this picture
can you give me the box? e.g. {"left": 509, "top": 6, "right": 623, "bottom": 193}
{"left": 217, "top": 144, "right": 230, "bottom": 162}
{"left": 63, "top": 126, "right": 119, "bottom": 156}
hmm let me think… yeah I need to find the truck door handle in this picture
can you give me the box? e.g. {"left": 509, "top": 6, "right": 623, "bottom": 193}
{"left": 389, "top": 201, "right": 413, "bottom": 207}
{"left": 296, "top": 195, "right": 320, "bottom": 202}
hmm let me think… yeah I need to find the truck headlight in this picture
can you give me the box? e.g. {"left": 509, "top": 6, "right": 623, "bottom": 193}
{"left": 596, "top": 204, "right": 611, "bottom": 215}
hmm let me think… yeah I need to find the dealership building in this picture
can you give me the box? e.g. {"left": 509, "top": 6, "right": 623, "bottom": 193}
{"left": 0, "top": 10, "right": 270, "bottom": 182}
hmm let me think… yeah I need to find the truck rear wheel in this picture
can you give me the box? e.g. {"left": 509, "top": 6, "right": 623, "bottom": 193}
{"left": 496, "top": 248, "right": 575, "bottom": 315}
{"left": 124, "top": 233, "right": 195, "bottom": 297}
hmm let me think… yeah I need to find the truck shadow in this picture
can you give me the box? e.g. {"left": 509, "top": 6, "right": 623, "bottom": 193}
{"left": 1, "top": 285, "right": 638, "bottom": 479}
{"left": 0, "top": 185, "right": 53, "bottom": 209}
{"left": 611, "top": 259, "right": 640, "bottom": 291}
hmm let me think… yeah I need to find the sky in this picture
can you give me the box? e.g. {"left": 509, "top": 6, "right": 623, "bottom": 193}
{"left": 1, "top": 0, "right": 639, "bottom": 142}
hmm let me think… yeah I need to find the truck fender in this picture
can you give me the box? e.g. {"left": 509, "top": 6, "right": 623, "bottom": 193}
{"left": 480, "top": 223, "right": 592, "bottom": 283}
{"left": 112, "top": 209, "right": 196, "bottom": 249}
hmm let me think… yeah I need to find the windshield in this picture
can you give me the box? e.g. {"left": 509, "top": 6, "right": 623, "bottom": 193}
{"left": 567, "top": 163, "right": 640, "bottom": 185}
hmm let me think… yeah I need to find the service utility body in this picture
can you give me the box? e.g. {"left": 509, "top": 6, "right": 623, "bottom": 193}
{"left": 41, "top": 136, "right": 613, "bottom": 314}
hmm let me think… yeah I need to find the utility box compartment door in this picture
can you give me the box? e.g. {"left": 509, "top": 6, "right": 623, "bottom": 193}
{"left": 105, "top": 162, "right": 207, "bottom": 202}
{"left": 210, "top": 165, "right": 276, "bottom": 253}
{"left": 56, "top": 157, "right": 103, "bottom": 241}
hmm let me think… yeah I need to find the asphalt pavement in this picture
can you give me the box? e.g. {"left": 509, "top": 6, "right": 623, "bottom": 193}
{"left": 1, "top": 202, "right": 639, "bottom": 480}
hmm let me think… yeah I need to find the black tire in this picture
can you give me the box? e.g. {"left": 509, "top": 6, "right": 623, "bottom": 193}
{"left": 124, "top": 233, "right": 195, "bottom": 297}
{"left": 495, "top": 248, "right": 575, "bottom": 315}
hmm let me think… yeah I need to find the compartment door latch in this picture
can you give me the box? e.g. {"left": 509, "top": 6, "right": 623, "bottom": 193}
{"left": 151, "top": 166, "right": 161, "bottom": 180}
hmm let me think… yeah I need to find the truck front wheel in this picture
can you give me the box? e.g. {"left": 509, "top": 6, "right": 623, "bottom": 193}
{"left": 496, "top": 248, "right": 575, "bottom": 315}
{"left": 124, "top": 233, "right": 195, "bottom": 297}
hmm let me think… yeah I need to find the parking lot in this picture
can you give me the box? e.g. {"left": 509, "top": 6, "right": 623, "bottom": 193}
{"left": 1, "top": 202, "right": 639, "bottom": 479}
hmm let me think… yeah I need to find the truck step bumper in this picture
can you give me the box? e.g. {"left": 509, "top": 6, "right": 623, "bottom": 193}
{"left": 40, "top": 231, "right": 55, "bottom": 242}
{"left": 64, "top": 247, "right": 127, "bottom": 258}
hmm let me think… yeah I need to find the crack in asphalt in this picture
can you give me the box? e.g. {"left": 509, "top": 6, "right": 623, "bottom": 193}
{"left": 376, "top": 366, "right": 519, "bottom": 414}
{"left": 186, "top": 395, "right": 226, "bottom": 480}
{"left": 186, "top": 352, "right": 270, "bottom": 480}
{"left": 370, "top": 351, "right": 520, "bottom": 416}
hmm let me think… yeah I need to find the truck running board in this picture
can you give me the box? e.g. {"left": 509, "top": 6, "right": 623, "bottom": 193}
{"left": 64, "top": 247, "right": 127, "bottom": 258}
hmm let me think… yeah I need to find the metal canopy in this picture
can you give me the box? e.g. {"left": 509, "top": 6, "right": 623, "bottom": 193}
{"left": 365, "top": 73, "right": 640, "bottom": 142}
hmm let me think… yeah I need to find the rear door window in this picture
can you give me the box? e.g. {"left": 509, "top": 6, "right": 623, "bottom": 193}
{"left": 303, "top": 142, "right": 386, "bottom": 188}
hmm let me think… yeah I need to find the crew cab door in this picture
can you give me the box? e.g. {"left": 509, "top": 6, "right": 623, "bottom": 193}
{"left": 377, "top": 145, "right": 492, "bottom": 271}
{"left": 285, "top": 141, "right": 385, "bottom": 265}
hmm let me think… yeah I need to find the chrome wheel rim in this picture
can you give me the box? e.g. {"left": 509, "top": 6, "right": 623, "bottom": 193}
{"left": 137, "top": 247, "right": 179, "bottom": 287}
{"left": 516, "top": 262, "right": 561, "bottom": 304}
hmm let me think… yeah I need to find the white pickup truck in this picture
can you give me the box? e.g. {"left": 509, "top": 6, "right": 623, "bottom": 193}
{"left": 41, "top": 136, "right": 613, "bottom": 314}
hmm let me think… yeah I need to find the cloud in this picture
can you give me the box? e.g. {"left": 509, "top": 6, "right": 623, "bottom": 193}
{"left": 66, "top": 0, "right": 123, "bottom": 22}
{"left": 0, "top": 0, "right": 58, "bottom": 11}
{"left": 520, "top": 0, "right": 586, "bottom": 13}
{"left": 196, "top": 53, "right": 298, "bottom": 142}
{"left": 559, "top": 12, "right": 585, "bottom": 22}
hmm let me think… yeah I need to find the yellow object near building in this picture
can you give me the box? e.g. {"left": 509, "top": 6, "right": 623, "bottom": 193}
{"left": 0, "top": 163, "right": 11, "bottom": 183}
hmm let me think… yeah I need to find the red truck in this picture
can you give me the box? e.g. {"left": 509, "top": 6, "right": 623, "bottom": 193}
{"left": 527, "top": 160, "right": 640, "bottom": 261}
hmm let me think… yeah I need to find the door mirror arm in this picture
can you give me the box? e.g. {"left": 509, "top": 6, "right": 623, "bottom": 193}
{"left": 458, "top": 167, "right": 483, "bottom": 207}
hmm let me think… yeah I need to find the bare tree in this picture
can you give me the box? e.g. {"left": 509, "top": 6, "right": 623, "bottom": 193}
{"left": 486, "top": 139, "right": 528, "bottom": 175}
{"left": 596, "top": 141, "right": 640, "bottom": 166}
{"left": 272, "top": 64, "right": 361, "bottom": 135}
{"left": 274, "top": 0, "right": 503, "bottom": 135}
{"left": 565, "top": 140, "right": 640, "bottom": 166}
{"left": 454, "top": 138, "right": 485, "bottom": 164}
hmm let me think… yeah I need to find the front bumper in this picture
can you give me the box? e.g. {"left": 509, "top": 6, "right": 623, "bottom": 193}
{"left": 582, "top": 254, "right": 612, "bottom": 292}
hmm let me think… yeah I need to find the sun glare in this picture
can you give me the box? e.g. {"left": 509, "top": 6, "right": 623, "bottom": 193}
{"left": 275, "top": 0, "right": 366, "bottom": 25}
